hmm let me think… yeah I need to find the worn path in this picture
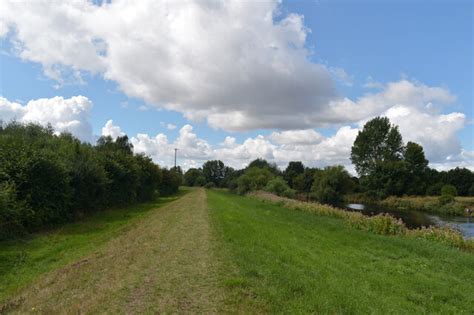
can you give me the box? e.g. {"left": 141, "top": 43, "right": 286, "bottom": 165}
{"left": 5, "top": 188, "right": 224, "bottom": 314}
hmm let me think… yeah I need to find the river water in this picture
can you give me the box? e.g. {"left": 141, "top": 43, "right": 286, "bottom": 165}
{"left": 345, "top": 203, "right": 474, "bottom": 238}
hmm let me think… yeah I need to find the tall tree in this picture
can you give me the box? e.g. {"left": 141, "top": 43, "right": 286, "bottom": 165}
{"left": 404, "top": 142, "right": 428, "bottom": 170}
{"left": 202, "top": 160, "right": 227, "bottom": 187}
{"left": 284, "top": 161, "right": 305, "bottom": 188}
{"left": 404, "top": 141, "right": 429, "bottom": 195}
{"left": 351, "top": 117, "right": 404, "bottom": 176}
{"left": 247, "top": 158, "right": 280, "bottom": 175}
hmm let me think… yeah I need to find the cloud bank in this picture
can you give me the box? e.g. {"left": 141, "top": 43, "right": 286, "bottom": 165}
{"left": 1, "top": 0, "right": 340, "bottom": 130}
{"left": 0, "top": 95, "right": 93, "bottom": 142}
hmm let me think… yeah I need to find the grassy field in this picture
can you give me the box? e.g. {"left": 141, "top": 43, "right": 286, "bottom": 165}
{"left": 208, "top": 190, "right": 474, "bottom": 313}
{"left": 2, "top": 188, "right": 474, "bottom": 313}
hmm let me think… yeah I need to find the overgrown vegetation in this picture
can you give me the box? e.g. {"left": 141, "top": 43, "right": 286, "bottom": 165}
{"left": 375, "top": 195, "right": 474, "bottom": 216}
{"left": 251, "top": 191, "right": 474, "bottom": 252}
{"left": 0, "top": 122, "right": 181, "bottom": 240}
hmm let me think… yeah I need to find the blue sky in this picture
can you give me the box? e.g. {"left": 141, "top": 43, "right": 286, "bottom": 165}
{"left": 0, "top": 0, "right": 472, "bottom": 170}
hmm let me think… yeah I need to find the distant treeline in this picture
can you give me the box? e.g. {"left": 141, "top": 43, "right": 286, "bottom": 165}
{"left": 186, "top": 158, "right": 474, "bottom": 199}
{"left": 0, "top": 122, "right": 181, "bottom": 240}
{"left": 185, "top": 117, "right": 474, "bottom": 205}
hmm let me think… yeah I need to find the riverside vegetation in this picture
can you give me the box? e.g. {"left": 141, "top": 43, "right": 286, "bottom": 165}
{"left": 251, "top": 191, "right": 474, "bottom": 252}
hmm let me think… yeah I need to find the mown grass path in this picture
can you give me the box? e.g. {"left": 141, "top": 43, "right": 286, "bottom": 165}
{"left": 2, "top": 188, "right": 224, "bottom": 314}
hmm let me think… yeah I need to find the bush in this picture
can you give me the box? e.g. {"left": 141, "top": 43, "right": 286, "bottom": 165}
{"left": 438, "top": 194, "right": 455, "bottom": 205}
{"left": 470, "top": 184, "right": 474, "bottom": 197}
{"left": 235, "top": 167, "right": 274, "bottom": 195}
{"left": 195, "top": 176, "right": 206, "bottom": 187}
{"left": 441, "top": 184, "right": 457, "bottom": 197}
{"left": 159, "top": 169, "right": 181, "bottom": 196}
{"left": 311, "top": 166, "right": 353, "bottom": 204}
{"left": 264, "top": 177, "right": 291, "bottom": 196}
{"left": 0, "top": 182, "right": 30, "bottom": 240}
{"left": 204, "top": 182, "right": 216, "bottom": 189}
{"left": 184, "top": 168, "right": 203, "bottom": 186}
{"left": 408, "top": 226, "right": 474, "bottom": 251}
{"left": 426, "top": 182, "right": 443, "bottom": 196}
{"left": 0, "top": 122, "right": 169, "bottom": 240}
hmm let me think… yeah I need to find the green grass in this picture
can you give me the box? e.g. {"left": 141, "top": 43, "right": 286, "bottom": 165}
{"left": 0, "top": 190, "right": 188, "bottom": 302}
{"left": 208, "top": 190, "right": 474, "bottom": 314}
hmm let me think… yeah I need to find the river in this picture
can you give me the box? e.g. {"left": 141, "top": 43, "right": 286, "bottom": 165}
{"left": 345, "top": 203, "right": 474, "bottom": 238}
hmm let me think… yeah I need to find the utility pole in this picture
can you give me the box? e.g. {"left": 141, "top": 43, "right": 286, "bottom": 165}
{"left": 174, "top": 148, "right": 178, "bottom": 169}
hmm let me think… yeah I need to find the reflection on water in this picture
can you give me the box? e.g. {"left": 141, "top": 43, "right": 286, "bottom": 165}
{"left": 428, "top": 215, "right": 474, "bottom": 238}
{"left": 345, "top": 203, "right": 474, "bottom": 238}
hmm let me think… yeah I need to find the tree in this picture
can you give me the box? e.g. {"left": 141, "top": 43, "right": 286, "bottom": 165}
{"left": 202, "top": 160, "right": 227, "bottom": 187}
{"left": 361, "top": 161, "right": 410, "bottom": 198}
{"left": 351, "top": 117, "right": 404, "bottom": 177}
{"left": 441, "top": 184, "right": 457, "bottom": 197}
{"left": 159, "top": 168, "right": 181, "bottom": 195}
{"left": 311, "top": 166, "right": 354, "bottom": 204}
{"left": 235, "top": 167, "right": 274, "bottom": 195}
{"left": 445, "top": 168, "right": 474, "bottom": 196}
{"left": 284, "top": 161, "right": 305, "bottom": 188}
{"left": 403, "top": 141, "right": 428, "bottom": 195}
{"left": 184, "top": 168, "right": 203, "bottom": 186}
{"left": 247, "top": 158, "right": 280, "bottom": 175}
{"left": 293, "top": 168, "right": 318, "bottom": 200}
{"left": 404, "top": 142, "right": 428, "bottom": 170}
{"left": 264, "top": 177, "right": 295, "bottom": 198}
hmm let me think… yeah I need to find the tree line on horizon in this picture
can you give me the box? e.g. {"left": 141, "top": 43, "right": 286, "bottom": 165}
{"left": 185, "top": 117, "right": 474, "bottom": 203}
{"left": 1, "top": 118, "right": 473, "bottom": 240}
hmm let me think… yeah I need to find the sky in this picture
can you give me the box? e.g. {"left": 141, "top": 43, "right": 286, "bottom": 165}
{"left": 0, "top": 0, "right": 473, "bottom": 172}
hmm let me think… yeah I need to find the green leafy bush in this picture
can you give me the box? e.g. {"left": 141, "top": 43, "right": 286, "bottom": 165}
{"left": 264, "top": 177, "right": 292, "bottom": 197}
{"left": 441, "top": 185, "right": 457, "bottom": 197}
{"left": 235, "top": 167, "right": 274, "bottom": 195}
{"left": 204, "top": 182, "right": 216, "bottom": 189}
{"left": 311, "top": 166, "right": 354, "bottom": 204}
{"left": 438, "top": 194, "right": 455, "bottom": 205}
{"left": 0, "top": 122, "right": 174, "bottom": 240}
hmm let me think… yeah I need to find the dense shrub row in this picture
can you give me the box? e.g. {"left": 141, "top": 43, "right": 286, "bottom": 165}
{"left": 0, "top": 122, "right": 181, "bottom": 240}
{"left": 251, "top": 191, "right": 474, "bottom": 252}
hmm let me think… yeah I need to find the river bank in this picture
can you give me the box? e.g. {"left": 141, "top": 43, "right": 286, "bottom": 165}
{"left": 345, "top": 195, "right": 474, "bottom": 216}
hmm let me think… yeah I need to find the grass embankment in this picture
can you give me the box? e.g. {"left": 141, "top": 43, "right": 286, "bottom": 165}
{"left": 209, "top": 190, "right": 474, "bottom": 313}
{"left": 252, "top": 191, "right": 474, "bottom": 251}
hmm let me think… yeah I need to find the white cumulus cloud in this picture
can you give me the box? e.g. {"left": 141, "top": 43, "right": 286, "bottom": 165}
{"left": 101, "top": 119, "right": 125, "bottom": 139}
{"left": 1, "top": 0, "right": 339, "bottom": 130}
{"left": 0, "top": 95, "right": 93, "bottom": 141}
